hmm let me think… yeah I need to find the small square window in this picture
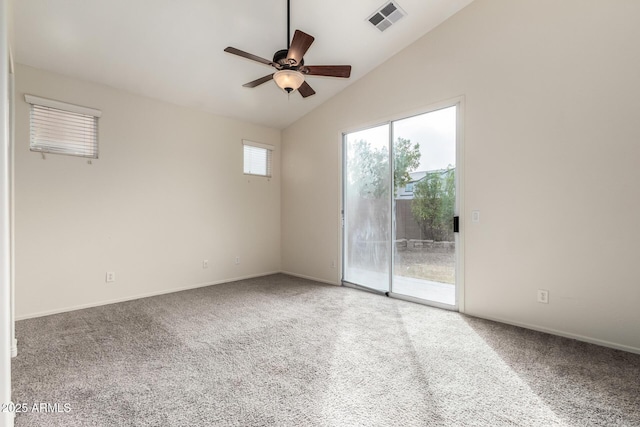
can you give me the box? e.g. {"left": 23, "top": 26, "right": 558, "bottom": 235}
{"left": 243, "top": 140, "right": 274, "bottom": 177}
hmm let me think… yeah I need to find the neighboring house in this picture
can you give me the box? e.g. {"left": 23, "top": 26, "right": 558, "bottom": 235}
{"left": 396, "top": 169, "right": 453, "bottom": 200}
{"left": 396, "top": 171, "right": 428, "bottom": 199}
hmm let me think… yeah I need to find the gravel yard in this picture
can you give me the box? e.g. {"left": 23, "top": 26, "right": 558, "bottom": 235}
{"left": 394, "top": 246, "right": 455, "bottom": 284}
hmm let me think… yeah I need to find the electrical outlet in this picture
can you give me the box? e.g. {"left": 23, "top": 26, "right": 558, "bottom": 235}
{"left": 330, "top": 260, "right": 336, "bottom": 269}
{"left": 537, "top": 289, "right": 549, "bottom": 304}
{"left": 235, "top": 256, "right": 240, "bottom": 265}
{"left": 203, "top": 260, "right": 209, "bottom": 269}
{"left": 106, "top": 272, "right": 116, "bottom": 283}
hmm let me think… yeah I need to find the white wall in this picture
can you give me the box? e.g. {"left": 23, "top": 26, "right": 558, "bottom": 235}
{"left": 15, "top": 64, "right": 281, "bottom": 319}
{"left": 282, "top": 0, "right": 640, "bottom": 352}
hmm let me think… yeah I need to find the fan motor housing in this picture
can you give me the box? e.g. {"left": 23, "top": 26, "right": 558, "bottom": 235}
{"left": 273, "top": 49, "right": 304, "bottom": 68}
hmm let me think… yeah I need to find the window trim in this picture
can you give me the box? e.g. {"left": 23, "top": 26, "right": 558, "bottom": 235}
{"left": 25, "top": 95, "right": 102, "bottom": 118}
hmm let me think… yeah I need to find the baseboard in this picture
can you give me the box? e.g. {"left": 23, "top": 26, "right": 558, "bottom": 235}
{"left": 0, "top": 411, "right": 15, "bottom": 426}
{"left": 465, "top": 312, "right": 640, "bottom": 355}
{"left": 280, "top": 270, "right": 340, "bottom": 286}
{"left": 15, "top": 271, "right": 281, "bottom": 321}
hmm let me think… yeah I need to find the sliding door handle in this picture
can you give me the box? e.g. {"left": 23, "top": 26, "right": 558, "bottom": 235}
{"left": 453, "top": 216, "right": 459, "bottom": 233}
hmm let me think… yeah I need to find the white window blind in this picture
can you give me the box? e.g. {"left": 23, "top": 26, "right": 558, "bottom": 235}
{"left": 243, "top": 140, "right": 274, "bottom": 177}
{"left": 25, "top": 94, "right": 101, "bottom": 159}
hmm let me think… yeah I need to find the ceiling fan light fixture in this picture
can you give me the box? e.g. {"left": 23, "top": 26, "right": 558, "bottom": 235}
{"left": 273, "top": 69, "right": 305, "bottom": 93}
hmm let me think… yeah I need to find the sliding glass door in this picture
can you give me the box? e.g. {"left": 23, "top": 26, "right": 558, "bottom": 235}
{"left": 343, "top": 105, "right": 459, "bottom": 308}
{"left": 391, "top": 107, "right": 457, "bottom": 306}
{"left": 343, "top": 124, "right": 391, "bottom": 293}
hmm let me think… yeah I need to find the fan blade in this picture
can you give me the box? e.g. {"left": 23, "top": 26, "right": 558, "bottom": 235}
{"left": 298, "top": 81, "right": 316, "bottom": 98}
{"left": 303, "top": 65, "right": 352, "bottom": 78}
{"left": 242, "top": 74, "right": 274, "bottom": 88}
{"left": 224, "top": 47, "right": 273, "bottom": 66}
{"left": 287, "top": 30, "right": 315, "bottom": 65}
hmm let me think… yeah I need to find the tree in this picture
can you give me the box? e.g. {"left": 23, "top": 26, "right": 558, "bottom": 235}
{"left": 393, "top": 137, "right": 421, "bottom": 196}
{"left": 347, "top": 137, "right": 421, "bottom": 198}
{"left": 348, "top": 139, "right": 389, "bottom": 199}
{"left": 411, "top": 167, "right": 455, "bottom": 241}
{"left": 441, "top": 167, "right": 455, "bottom": 239}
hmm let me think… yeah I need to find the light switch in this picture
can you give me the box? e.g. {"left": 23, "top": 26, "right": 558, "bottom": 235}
{"left": 472, "top": 210, "right": 480, "bottom": 223}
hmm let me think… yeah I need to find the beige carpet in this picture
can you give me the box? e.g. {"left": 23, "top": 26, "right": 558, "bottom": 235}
{"left": 11, "top": 274, "right": 640, "bottom": 426}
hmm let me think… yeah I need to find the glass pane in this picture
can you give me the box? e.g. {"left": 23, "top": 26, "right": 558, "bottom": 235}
{"left": 392, "top": 106, "right": 456, "bottom": 305}
{"left": 344, "top": 124, "right": 391, "bottom": 292}
{"left": 244, "top": 145, "right": 268, "bottom": 176}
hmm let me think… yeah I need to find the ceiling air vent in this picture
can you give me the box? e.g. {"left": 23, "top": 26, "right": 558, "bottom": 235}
{"left": 367, "top": 1, "right": 406, "bottom": 32}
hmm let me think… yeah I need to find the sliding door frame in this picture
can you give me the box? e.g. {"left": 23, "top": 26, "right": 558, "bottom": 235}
{"left": 340, "top": 96, "right": 465, "bottom": 313}
{"left": 341, "top": 122, "right": 392, "bottom": 295}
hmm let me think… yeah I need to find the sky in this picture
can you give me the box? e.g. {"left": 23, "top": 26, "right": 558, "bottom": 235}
{"left": 395, "top": 106, "right": 456, "bottom": 172}
{"left": 345, "top": 106, "right": 456, "bottom": 173}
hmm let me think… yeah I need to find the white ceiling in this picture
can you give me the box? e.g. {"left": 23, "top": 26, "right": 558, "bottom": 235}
{"left": 13, "top": 0, "right": 473, "bottom": 129}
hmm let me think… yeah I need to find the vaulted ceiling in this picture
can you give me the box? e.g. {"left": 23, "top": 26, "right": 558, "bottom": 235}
{"left": 13, "top": 0, "right": 474, "bottom": 129}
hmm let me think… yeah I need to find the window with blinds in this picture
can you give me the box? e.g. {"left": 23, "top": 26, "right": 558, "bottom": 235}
{"left": 25, "top": 94, "right": 101, "bottom": 159}
{"left": 243, "top": 140, "right": 274, "bottom": 177}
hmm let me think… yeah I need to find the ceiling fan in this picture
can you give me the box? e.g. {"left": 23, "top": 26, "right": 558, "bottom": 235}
{"left": 223, "top": 0, "right": 352, "bottom": 98}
